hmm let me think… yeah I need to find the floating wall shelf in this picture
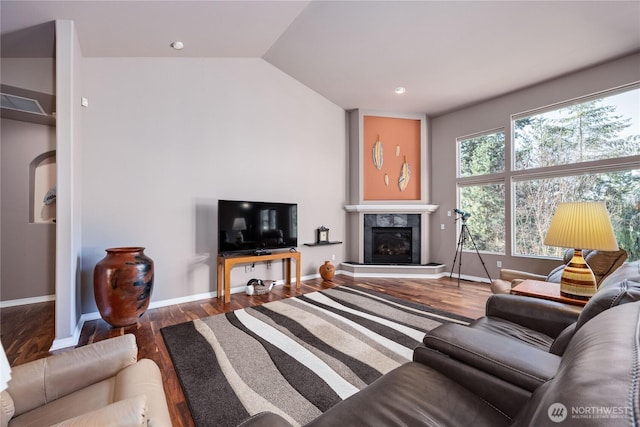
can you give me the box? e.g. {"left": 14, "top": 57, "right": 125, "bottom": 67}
{"left": 303, "top": 241, "right": 343, "bottom": 247}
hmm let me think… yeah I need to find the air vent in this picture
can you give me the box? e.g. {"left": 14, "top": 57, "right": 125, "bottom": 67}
{"left": 1, "top": 93, "right": 47, "bottom": 115}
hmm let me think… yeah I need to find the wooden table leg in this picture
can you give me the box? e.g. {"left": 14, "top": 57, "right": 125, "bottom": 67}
{"left": 295, "top": 254, "right": 301, "bottom": 290}
{"left": 224, "top": 263, "right": 232, "bottom": 303}
{"left": 217, "top": 259, "right": 223, "bottom": 299}
{"left": 284, "top": 258, "right": 291, "bottom": 286}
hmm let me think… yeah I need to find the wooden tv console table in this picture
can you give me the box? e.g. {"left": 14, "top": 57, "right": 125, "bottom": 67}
{"left": 216, "top": 251, "right": 301, "bottom": 303}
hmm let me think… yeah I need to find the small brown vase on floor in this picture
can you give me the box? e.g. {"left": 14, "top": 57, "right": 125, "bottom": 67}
{"left": 319, "top": 260, "right": 335, "bottom": 281}
{"left": 93, "top": 247, "right": 154, "bottom": 327}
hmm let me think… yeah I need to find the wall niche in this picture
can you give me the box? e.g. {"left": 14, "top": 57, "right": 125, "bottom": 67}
{"left": 30, "top": 150, "right": 56, "bottom": 223}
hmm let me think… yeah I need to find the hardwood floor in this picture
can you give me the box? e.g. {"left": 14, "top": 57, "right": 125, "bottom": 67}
{"left": 0, "top": 275, "right": 490, "bottom": 427}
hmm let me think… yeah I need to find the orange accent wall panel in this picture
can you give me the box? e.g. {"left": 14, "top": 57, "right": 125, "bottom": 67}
{"left": 363, "top": 115, "right": 421, "bottom": 200}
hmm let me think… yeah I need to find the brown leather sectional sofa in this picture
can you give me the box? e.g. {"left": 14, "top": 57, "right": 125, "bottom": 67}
{"left": 242, "top": 260, "right": 640, "bottom": 426}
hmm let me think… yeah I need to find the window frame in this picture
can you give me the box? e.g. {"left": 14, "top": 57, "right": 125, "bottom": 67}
{"left": 456, "top": 128, "right": 506, "bottom": 178}
{"left": 509, "top": 83, "right": 640, "bottom": 259}
{"left": 456, "top": 128, "right": 507, "bottom": 255}
{"left": 455, "top": 82, "right": 640, "bottom": 260}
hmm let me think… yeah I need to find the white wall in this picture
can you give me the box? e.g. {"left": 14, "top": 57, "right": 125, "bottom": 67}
{"left": 429, "top": 53, "right": 640, "bottom": 281}
{"left": 53, "top": 19, "right": 84, "bottom": 347}
{"left": 80, "top": 57, "right": 346, "bottom": 313}
{"left": 1, "top": 58, "right": 57, "bottom": 304}
{"left": 0, "top": 119, "right": 56, "bottom": 301}
{"left": 1, "top": 58, "right": 55, "bottom": 95}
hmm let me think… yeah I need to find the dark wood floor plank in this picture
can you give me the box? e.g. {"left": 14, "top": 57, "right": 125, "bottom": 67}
{"left": 1, "top": 275, "right": 490, "bottom": 427}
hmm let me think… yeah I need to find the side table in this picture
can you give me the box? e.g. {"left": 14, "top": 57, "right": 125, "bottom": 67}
{"left": 511, "top": 279, "right": 587, "bottom": 307}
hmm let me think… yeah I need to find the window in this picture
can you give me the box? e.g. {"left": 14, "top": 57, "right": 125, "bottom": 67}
{"left": 514, "top": 89, "right": 640, "bottom": 169}
{"left": 514, "top": 169, "right": 640, "bottom": 258}
{"left": 458, "top": 182, "right": 505, "bottom": 253}
{"left": 458, "top": 131, "right": 505, "bottom": 177}
{"left": 457, "top": 130, "right": 506, "bottom": 253}
{"left": 512, "top": 85, "right": 640, "bottom": 260}
{"left": 456, "top": 85, "right": 640, "bottom": 261}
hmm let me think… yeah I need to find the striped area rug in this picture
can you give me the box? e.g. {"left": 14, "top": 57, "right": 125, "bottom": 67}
{"left": 161, "top": 285, "right": 471, "bottom": 427}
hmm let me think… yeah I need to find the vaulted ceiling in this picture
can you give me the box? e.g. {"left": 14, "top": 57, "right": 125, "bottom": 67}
{"left": 2, "top": 1, "right": 639, "bottom": 115}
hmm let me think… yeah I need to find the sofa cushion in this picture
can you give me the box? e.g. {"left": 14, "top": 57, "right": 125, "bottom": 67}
{"left": 469, "top": 317, "right": 555, "bottom": 351}
{"left": 7, "top": 359, "right": 170, "bottom": 427}
{"left": 586, "top": 248, "right": 628, "bottom": 285}
{"left": 48, "top": 396, "right": 147, "bottom": 427}
{"left": 0, "top": 391, "right": 14, "bottom": 427}
{"left": 422, "top": 323, "right": 560, "bottom": 392}
{"left": 575, "top": 261, "right": 640, "bottom": 330}
{"left": 512, "top": 301, "right": 640, "bottom": 426}
{"left": 7, "top": 334, "right": 137, "bottom": 417}
{"left": 113, "top": 359, "right": 172, "bottom": 426}
{"left": 7, "top": 378, "right": 117, "bottom": 427}
{"left": 546, "top": 249, "right": 627, "bottom": 285}
{"left": 304, "top": 362, "right": 511, "bottom": 427}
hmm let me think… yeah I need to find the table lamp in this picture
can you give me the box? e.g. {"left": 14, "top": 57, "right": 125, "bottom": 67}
{"left": 543, "top": 201, "right": 619, "bottom": 300}
{"left": 232, "top": 217, "right": 247, "bottom": 244}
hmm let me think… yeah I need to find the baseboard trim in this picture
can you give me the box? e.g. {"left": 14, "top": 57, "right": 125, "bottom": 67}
{"left": 50, "top": 272, "right": 320, "bottom": 351}
{"left": 0, "top": 294, "right": 55, "bottom": 308}
{"left": 449, "top": 272, "right": 491, "bottom": 284}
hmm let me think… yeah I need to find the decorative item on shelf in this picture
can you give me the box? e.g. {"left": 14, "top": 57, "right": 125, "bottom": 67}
{"left": 245, "top": 278, "right": 275, "bottom": 295}
{"left": 543, "top": 201, "right": 619, "bottom": 300}
{"left": 319, "top": 260, "right": 335, "bottom": 281}
{"left": 41, "top": 185, "right": 57, "bottom": 223}
{"left": 43, "top": 186, "right": 56, "bottom": 205}
{"left": 93, "top": 247, "right": 154, "bottom": 327}
{"left": 372, "top": 135, "right": 383, "bottom": 170}
{"left": 316, "top": 226, "right": 330, "bottom": 244}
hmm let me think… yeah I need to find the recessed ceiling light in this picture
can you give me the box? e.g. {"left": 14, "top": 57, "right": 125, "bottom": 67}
{"left": 394, "top": 87, "right": 406, "bottom": 95}
{"left": 171, "top": 41, "right": 184, "bottom": 50}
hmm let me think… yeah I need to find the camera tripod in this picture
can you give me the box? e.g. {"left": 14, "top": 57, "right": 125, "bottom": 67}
{"left": 450, "top": 217, "right": 492, "bottom": 287}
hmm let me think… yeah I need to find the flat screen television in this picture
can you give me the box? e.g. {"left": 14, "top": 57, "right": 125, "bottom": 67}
{"left": 218, "top": 199, "right": 298, "bottom": 255}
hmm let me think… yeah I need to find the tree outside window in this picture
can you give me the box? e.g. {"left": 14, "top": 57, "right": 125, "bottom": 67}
{"left": 513, "top": 87, "right": 640, "bottom": 261}
{"left": 457, "top": 130, "right": 506, "bottom": 253}
{"left": 514, "top": 170, "right": 640, "bottom": 259}
{"left": 458, "top": 183, "right": 505, "bottom": 253}
{"left": 459, "top": 131, "right": 505, "bottom": 177}
{"left": 514, "top": 90, "right": 640, "bottom": 169}
{"left": 457, "top": 85, "right": 640, "bottom": 261}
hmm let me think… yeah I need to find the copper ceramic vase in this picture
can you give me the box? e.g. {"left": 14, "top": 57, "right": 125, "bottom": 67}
{"left": 93, "top": 247, "right": 154, "bottom": 327}
{"left": 319, "top": 260, "right": 336, "bottom": 281}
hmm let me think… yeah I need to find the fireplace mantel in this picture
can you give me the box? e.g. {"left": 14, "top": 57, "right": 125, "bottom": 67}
{"left": 344, "top": 205, "right": 439, "bottom": 266}
{"left": 344, "top": 204, "right": 439, "bottom": 214}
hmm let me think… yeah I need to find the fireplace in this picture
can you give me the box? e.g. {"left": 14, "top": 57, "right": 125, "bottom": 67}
{"left": 364, "top": 214, "right": 420, "bottom": 264}
{"left": 371, "top": 227, "right": 412, "bottom": 264}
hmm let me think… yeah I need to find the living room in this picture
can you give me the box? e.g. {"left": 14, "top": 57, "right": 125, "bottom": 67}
{"left": 1, "top": 1, "right": 640, "bottom": 426}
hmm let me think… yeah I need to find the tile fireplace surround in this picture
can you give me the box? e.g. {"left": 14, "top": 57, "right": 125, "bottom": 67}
{"left": 342, "top": 204, "right": 446, "bottom": 278}
{"left": 364, "top": 213, "right": 421, "bottom": 264}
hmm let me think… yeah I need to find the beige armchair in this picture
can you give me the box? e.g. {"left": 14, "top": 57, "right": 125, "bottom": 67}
{"left": 1, "top": 334, "right": 171, "bottom": 427}
{"left": 490, "top": 248, "right": 628, "bottom": 294}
